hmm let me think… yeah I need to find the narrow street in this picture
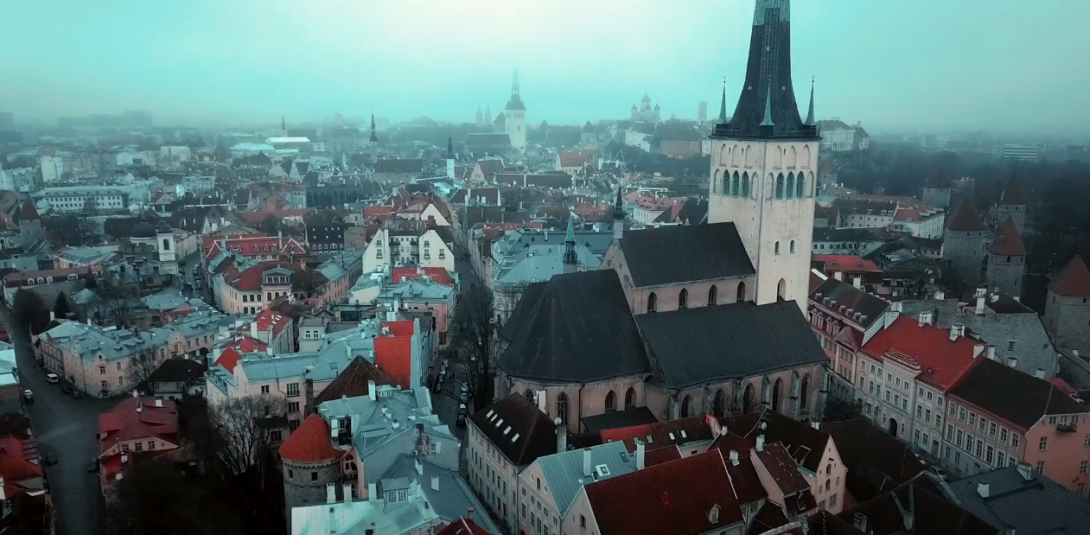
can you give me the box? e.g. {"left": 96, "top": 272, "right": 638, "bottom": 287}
{"left": 0, "top": 304, "right": 113, "bottom": 535}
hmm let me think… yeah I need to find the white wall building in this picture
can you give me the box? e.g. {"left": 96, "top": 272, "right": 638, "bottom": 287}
{"left": 33, "top": 186, "right": 130, "bottom": 213}
{"left": 40, "top": 156, "right": 65, "bottom": 183}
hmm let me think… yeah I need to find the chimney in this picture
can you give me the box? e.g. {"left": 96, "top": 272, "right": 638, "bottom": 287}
{"left": 556, "top": 418, "right": 567, "bottom": 453}
{"left": 467, "top": 507, "right": 474, "bottom": 523}
{"left": 988, "top": 346, "right": 996, "bottom": 360}
{"left": 975, "top": 287, "right": 987, "bottom": 298}
{"left": 344, "top": 484, "right": 353, "bottom": 503}
{"left": 415, "top": 458, "right": 424, "bottom": 476}
{"left": 729, "top": 450, "right": 740, "bottom": 466}
{"left": 1035, "top": 368, "right": 1045, "bottom": 379}
{"left": 973, "top": 344, "right": 985, "bottom": 359}
{"left": 583, "top": 448, "right": 593, "bottom": 478}
{"left": 327, "top": 482, "right": 337, "bottom": 504}
{"left": 975, "top": 296, "right": 985, "bottom": 315}
{"left": 1016, "top": 463, "right": 1033, "bottom": 481}
{"left": 852, "top": 276, "right": 862, "bottom": 289}
{"left": 121, "top": 453, "right": 129, "bottom": 464}
{"left": 935, "top": 291, "right": 945, "bottom": 300}
{"left": 0, "top": 477, "right": 4, "bottom": 501}
{"left": 884, "top": 308, "right": 899, "bottom": 328}
{"left": 853, "top": 513, "right": 868, "bottom": 532}
{"left": 918, "top": 311, "right": 932, "bottom": 327}
{"left": 810, "top": 420, "right": 821, "bottom": 430}
{"left": 756, "top": 434, "right": 765, "bottom": 453}
{"left": 536, "top": 390, "right": 547, "bottom": 414}
{"left": 155, "top": 398, "right": 163, "bottom": 407}
{"left": 431, "top": 475, "right": 440, "bottom": 491}
{"left": 49, "top": 311, "right": 55, "bottom": 321}
{"left": 977, "top": 482, "right": 990, "bottom": 498}
{"left": 368, "top": 379, "right": 376, "bottom": 401}
{"left": 635, "top": 439, "right": 646, "bottom": 470}
{"left": 367, "top": 482, "right": 377, "bottom": 500}
{"left": 1008, "top": 357, "right": 1018, "bottom": 368}
{"left": 949, "top": 324, "right": 959, "bottom": 342}
{"left": 833, "top": 271, "right": 843, "bottom": 281}
{"left": 991, "top": 293, "right": 999, "bottom": 303}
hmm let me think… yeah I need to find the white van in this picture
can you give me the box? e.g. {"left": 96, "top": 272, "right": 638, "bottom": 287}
{"left": 45, "top": 373, "right": 59, "bottom": 384}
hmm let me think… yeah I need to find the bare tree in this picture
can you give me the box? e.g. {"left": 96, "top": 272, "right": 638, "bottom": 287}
{"left": 445, "top": 284, "right": 496, "bottom": 412}
{"left": 207, "top": 396, "right": 287, "bottom": 490}
{"left": 90, "top": 280, "right": 143, "bottom": 328}
{"left": 128, "top": 347, "right": 162, "bottom": 393}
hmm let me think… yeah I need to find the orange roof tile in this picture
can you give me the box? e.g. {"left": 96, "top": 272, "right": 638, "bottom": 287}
{"left": 279, "top": 415, "right": 340, "bottom": 463}
{"left": 988, "top": 217, "right": 1026, "bottom": 256}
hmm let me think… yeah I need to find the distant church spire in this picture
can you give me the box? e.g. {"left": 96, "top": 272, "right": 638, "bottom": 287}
{"left": 369, "top": 112, "right": 378, "bottom": 163}
{"left": 447, "top": 131, "right": 454, "bottom": 160}
{"left": 512, "top": 68, "right": 520, "bottom": 97}
{"left": 281, "top": 116, "right": 287, "bottom": 137}
{"left": 563, "top": 214, "right": 577, "bottom": 267}
{"left": 805, "top": 76, "right": 815, "bottom": 125}
{"left": 718, "top": 77, "right": 728, "bottom": 123}
{"left": 613, "top": 187, "right": 625, "bottom": 241}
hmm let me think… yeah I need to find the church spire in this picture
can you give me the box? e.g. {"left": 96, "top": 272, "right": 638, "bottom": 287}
{"left": 447, "top": 131, "right": 454, "bottom": 160}
{"left": 613, "top": 187, "right": 625, "bottom": 240}
{"left": 805, "top": 76, "right": 815, "bottom": 125}
{"left": 512, "top": 68, "right": 520, "bottom": 96}
{"left": 369, "top": 113, "right": 377, "bottom": 142}
{"left": 563, "top": 213, "right": 577, "bottom": 266}
{"left": 281, "top": 116, "right": 287, "bottom": 137}
{"left": 759, "top": 85, "right": 775, "bottom": 127}
{"left": 718, "top": 77, "right": 728, "bottom": 123}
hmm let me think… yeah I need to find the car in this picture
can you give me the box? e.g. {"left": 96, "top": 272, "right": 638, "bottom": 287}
{"left": 42, "top": 451, "right": 57, "bottom": 466}
{"left": 928, "top": 465, "right": 947, "bottom": 480}
{"left": 22, "top": 389, "right": 32, "bottom": 403}
{"left": 86, "top": 458, "right": 98, "bottom": 472}
{"left": 67, "top": 388, "right": 82, "bottom": 399}
{"left": 45, "top": 373, "right": 59, "bottom": 384}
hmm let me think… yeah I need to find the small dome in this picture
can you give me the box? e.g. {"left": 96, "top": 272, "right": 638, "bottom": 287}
{"left": 654, "top": 104, "right": 660, "bottom": 110}
{"left": 131, "top": 221, "right": 156, "bottom": 238}
{"left": 641, "top": 94, "right": 651, "bottom": 103}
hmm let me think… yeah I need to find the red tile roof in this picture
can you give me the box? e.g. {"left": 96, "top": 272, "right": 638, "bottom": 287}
{"left": 255, "top": 309, "right": 292, "bottom": 337}
{"left": 861, "top": 316, "right": 981, "bottom": 390}
{"left": 558, "top": 150, "right": 597, "bottom": 168}
{"left": 435, "top": 518, "right": 494, "bottom": 535}
{"left": 375, "top": 335, "right": 413, "bottom": 389}
{"left": 812, "top": 255, "right": 881, "bottom": 273}
{"left": 924, "top": 167, "right": 953, "bottom": 188}
{"left": 237, "top": 208, "right": 315, "bottom": 226}
{"left": 202, "top": 233, "right": 307, "bottom": 257}
{"left": 229, "top": 336, "right": 268, "bottom": 353}
{"left": 597, "top": 416, "right": 713, "bottom": 453}
{"left": 381, "top": 320, "right": 415, "bottom": 337}
{"left": 0, "top": 435, "right": 42, "bottom": 498}
{"left": 214, "top": 347, "right": 244, "bottom": 374}
{"left": 988, "top": 217, "right": 1026, "bottom": 256}
{"left": 390, "top": 267, "right": 455, "bottom": 287}
{"left": 1049, "top": 254, "right": 1090, "bottom": 298}
{"left": 98, "top": 397, "right": 179, "bottom": 456}
{"left": 946, "top": 198, "right": 986, "bottom": 231}
{"left": 998, "top": 175, "right": 1028, "bottom": 205}
{"left": 279, "top": 415, "right": 340, "bottom": 463}
{"left": 583, "top": 450, "right": 743, "bottom": 535}
{"left": 230, "top": 261, "right": 327, "bottom": 292}
{"left": 18, "top": 200, "right": 39, "bottom": 221}
{"left": 644, "top": 445, "right": 682, "bottom": 467}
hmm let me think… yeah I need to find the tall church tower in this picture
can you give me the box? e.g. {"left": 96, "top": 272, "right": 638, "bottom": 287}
{"left": 369, "top": 113, "right": 378, "bottom": 163}
{"left": 446, "top": 134, "right": 456, "bottom": 179}
{"left": 505, "top": 69, "right": 527, "bottom": 150}
{"left": 707, "top": 0, "right": 820, "bottom": 310}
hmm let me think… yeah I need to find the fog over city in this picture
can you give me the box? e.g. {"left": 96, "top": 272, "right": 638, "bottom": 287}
{"left": 4, "top": 0, "right": 1090, "bottom": 135}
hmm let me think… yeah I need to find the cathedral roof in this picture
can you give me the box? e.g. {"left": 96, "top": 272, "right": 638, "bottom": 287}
{"left": 998, "top": 175, "right": 1028, "bottom": 206}
{"left": 618, "top": 222, "right": 755, "bottom": 287}
{"left": 946, "top": 198, "right": 986, "bottom": 231}
{"left": 988, "top": 217, "right": 1026, "bottom": 256}
{"left": 711, "top": 0, "right": 817, "bottom": 140}
{"left": 494, "top": 112, "right": 506, "bottom": 124}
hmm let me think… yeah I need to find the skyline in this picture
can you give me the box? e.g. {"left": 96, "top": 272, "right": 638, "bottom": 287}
{"left": 3, "top": 0, "right": 1090, "bottom": 136}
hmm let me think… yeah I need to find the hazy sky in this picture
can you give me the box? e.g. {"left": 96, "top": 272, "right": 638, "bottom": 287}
{"left": 4, "top": 0, "right": 1089, "bottom": 135}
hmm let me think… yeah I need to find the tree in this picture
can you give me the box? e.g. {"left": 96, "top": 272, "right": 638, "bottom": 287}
{"left": 41, "top": 215, "right": 96, "bottom": 247}
{"left": 445, "top": 284, "right": 496, "bottom": 412}
{"left": 11, "top": 290, "right": 50, "bottom": 336}
{"left": 255, "top": 214, "right": 279, "bottom": 235}
{"left": 127, "top": 347, "right": 162, "bottom": 393}
{"left": 53, "top": 293, "right": 71, "bottom": 319}
{"left": 88, "top": 280, "right": 142, "bottom": 328}
{"left": 205, "top": 396, "right": 287, "bottom": 482}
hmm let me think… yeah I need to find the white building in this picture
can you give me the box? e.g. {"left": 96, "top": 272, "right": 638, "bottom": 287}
{"left": 817, "top": 119, "right": 869, "bottom": 153}
{"left": 182, "top": 175, "right": 216, "bottom": 193}
{"left": 40, "top": 156, "right": 65, "bottom": 183}
{"left": 33, "top": 186, "right": 130, "bottom": 213}
{"left": 361, "top": 224, "right": 455, "bottom": 275}
{"left": 504, "top": 70, "right": 527, "bottom": 150}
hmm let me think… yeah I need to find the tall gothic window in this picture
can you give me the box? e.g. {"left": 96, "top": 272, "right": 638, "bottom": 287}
{"left": 605, "top": 391, "right": 616, "bottom": 411}
{"left": 680, "top": 395, "right": 692, "bottom": 418}
{"left": 708, "top": 285, "right": 718, "bottom": 306}
{"left": 678, "top": 288, "right": 688, "bottom": 309}
{"left": 556, "top": 393, "right": 569, "bottom": 425}
{"left": 625, "top": 387, "right": 636, "bottom": 409}
{"left": 772, "top": 378, "right": 784, "bottom": 412}
{"left": 797, "top": 174, "right": 807, "bottom": 197}
{"left": 647, "top": 292, "right": 657, "bottom": 313}
{"left": 800, "top": 374, "right": 811, "bottom": 411}
{"left": 741, "top": 173, "right": 751, "bottom": 198}
{"left": 775, "top": 174, "right": 785, "bottom": 199}
{"left": 730, "top": 175, "right": 740, "bottom": 196}
{"left": 736, "top": 282, "right": 746, "bottom": 302}
{"left": 713, "top": 389, "right": 726, "bottom": 417}
{"left": 786, "top": 173, "right": 796, "bottom": 199}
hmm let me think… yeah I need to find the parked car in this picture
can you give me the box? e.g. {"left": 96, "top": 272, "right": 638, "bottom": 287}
{"left": 45, "top": 373, "right": 59, "bottom": 384}
{"left": 67, "top": 388, "right": 82, "bottom": 399}
{"left": 928, "top": 465, "right": 947, "bottom": 480}
{"left": 456, "top": 403, "right": 468, "bottom": 427}
{"left": 22, "top": 389, "right": 32, "bottom": 403}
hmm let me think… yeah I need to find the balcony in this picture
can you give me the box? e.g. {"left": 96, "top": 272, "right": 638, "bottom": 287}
{"left": 1058, "top": 422, "right": 1077, "bottom": 434}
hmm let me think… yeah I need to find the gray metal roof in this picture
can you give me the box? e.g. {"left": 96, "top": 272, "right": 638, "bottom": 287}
{"left": 379, "top": 455, "right": 500, "bottom": 535}
{"left": 535, "top": 441, "right": 638, "bottom": 514}
{"left": 945, "top": 465, "right": 1090, "bottom": 533}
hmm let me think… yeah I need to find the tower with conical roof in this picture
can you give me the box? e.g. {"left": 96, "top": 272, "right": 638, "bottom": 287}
{"left": 943, "top": 197, "right": 988, "bottom": 292}
{"left": 706, "top": 0, "right": 820, "bottom": 309}
{"left": 484, "top": 106, "right": 492, "bottom": 127}
{"left": 446, "top": 133, "right": 456, "bottom": 179}
{"left": 369, "top": 113, "right": 378, "bottom": 163}
{"left": 505, "top": 69, "right": 527, "bottom": 150}
{"left": 922, "top": 167, "right": 954, "bottom": 209}
{"left": 563, "top": 214, "right": 578, "bottom": 273}
{"left": 1044, "top": 253, "right": 1090, "bottom": 353}
{"left": 281, "top": 116, "right": 287, "bottom": 137}
{"left": 279, "top": 414, "right": 343, "bottom": 516}
{"left": 612, "top": 188, "right": 625, "bottom": 241}
{"left": 994, "top": 174, "right": 1027, "bottom": 235}
{"left": 17, "top": 199, "right": 41, "bottom": 249}
{"left": 986, "top": 216, "right": 1026, "bottom": 298}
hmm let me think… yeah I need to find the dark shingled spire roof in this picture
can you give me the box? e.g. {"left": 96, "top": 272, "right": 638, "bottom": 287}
{"left": 988, "top": 217, "right": 1026, "bottom": 256}
{"left": 1049, "top": 254, "right": 1090, "bottom": 298}
{"left": 804, "top": 76, "right": 815, "bottom": 125}
{"left": 946, "top": 198, "right": 986, "bottom": 231}
{"left": 711, "top": 0, "right": 818, "bottom": 140}
{"left": 18, "top": 199, "right": 39, "bottom": 221}
{"left": 999, "top": 175, "right": 1028, "bottom": 206}
{"left": 369, "top": 113, "right": 378, "bottom": 143}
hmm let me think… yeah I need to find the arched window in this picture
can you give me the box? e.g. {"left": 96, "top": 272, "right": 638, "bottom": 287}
{"left": 712, "top": 169, "right": 720, "bottom": 193}
{"left": 680, "top": 395, "right": 692, "bottom": 418}
{"left": 777, "top": 279, "right": 787, "bottom": 301}
{"left": 774, "top": 241, "right": 781, "bottom": 255}
{"left": 736, "top": 281, "right": 746, "bottom": 302}
{"left": 800, "top": 373, "right": 811, "bottom": 411}
{"left": 772, "top": 378, "right": 784, "bottom": 412}
{"left": 713, "top": 389, "right": 726, "bottom": 417}
{"left": 786, "top": 173, "right": 796, "bottom": 199}
{"left": 708, "top": 285, "right": 718, "bottom": 306}
{"left": 678, "top": 288, "right": 688, "bottom": 309}
{"left": 790, "top": 240, "right": 796, "bottom": 254}
{"left": 267, "top": 292, "right": 273, "bottom": 301}
{"left": 797, "top": 173, "right": 807, "bottom": 197}
{"left": 524, "top": 390, "right": 534, "bottom": 402}
{"left": 162, "top": 239, "right": 170, "bottom": 251}
{"left": 647, "top": 292, "right": 657, "bottom": 313}
{"left": 775, "top": 174, "right": 785, "bottom": 199}
{"left": 730, "top": 174, "right": 740, "bottom": 196}
{"left": 605, "top": 391, "right": 617, "bottom": 411}
{"left": 625, "top": 387, "right": 636, "bottom": 409}
{"left": 556, "top": 393, "right": 569, "bottom": 426}
{"left": 741, "top": 173, "right": 751, "bottom": 198}
{"left": 743, "top": 383, "right": 756, "bottom": 413}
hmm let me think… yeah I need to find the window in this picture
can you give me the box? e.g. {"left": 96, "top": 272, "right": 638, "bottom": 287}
{"left": 288, "top": 402, "right": 300, "bottom": 413}
{"left": 261, "top": 385, "right": 270, "bottom": 394}
{"left": 99, "top": 365, "right": 106, "bottom": 375}
{"left": 287, "top": 383, "right": 300, "bottom": 397}
{"left": 989, "top": 422, "right": 996, "bottom": 437}
{"left": 1011, "top": 434, "right": 1019, "bottom": 448}
{"left": 736, "top": 282, "right": 746, "bottom": 302}
{"left": 1001, "top": 427, "right": 1008, "bottom": 443}
{"left": 647, "top": 292, "right": 657, "bottom": 312}
{"left": 1084, "top": 435, "right": 1090, "bottom": 448}
{"left": 969, "top": 413, "right": 977, "bottom": 426}
{"left": 789, "top": 240, "right": 796, "bottom": 254}
{"left": 556, "top": 394, "right": 569, "bottom": 425}
{"left": 625, "top": 388, "right": 636, "bottom": 409}
{"left": 101, "top": 380, "right": 109, "bottom": 390}
{"left": 1081, "top": 461, "right": 1089, "bottom": 475}
{"left": 1036, "top": 461, "right": 1045, "bottom": 473}
{"left": 708, "top": 285, "right": 717, "bottom": 305}
{"left": 678, "top": 288, "right": 688, "bottom": 309}
{"left": 605, "top": 391, "right": 616, "bottom": 411}
{"left": 135, "top": 442, "right": 143, "bottom": 452}
{"left": 580, "top": 515, "right": 586, "bottom": 529}
{"left": 774, "top": 241, "right": 781, "bottom": 255}
{"left": 311, "top": 472, "right": 318, "bottom": 481}
{"left": 1039, "top": 437, "right": 1048, "bottom": 451}
{"left": 1007, "top": 341, "right": 1016, "bottom": 351}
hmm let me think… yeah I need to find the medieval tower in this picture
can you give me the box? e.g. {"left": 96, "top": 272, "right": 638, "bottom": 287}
{"left": 986, "top": 216, "right": 1026, "bottom": 298}
{"left": 943, "top": 198, "right": 988, "bottom": 293}
{"left": 993, "top": 174, "right": 1027, "bottom": 235}
{"left": 706, "top": 0, "right": 819, "bottom": 310}
{"left": 505, "top": 69, "right": 527, "bottom": 150}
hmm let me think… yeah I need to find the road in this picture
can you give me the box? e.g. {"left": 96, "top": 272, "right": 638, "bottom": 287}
{"left": 0, "top": 304, "right": 113, "bottom": 535}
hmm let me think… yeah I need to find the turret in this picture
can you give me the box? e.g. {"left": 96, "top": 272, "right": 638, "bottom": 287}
{"left": 613, "top": 188, "right": 625, "bottom": 240}
{"left": 563, "top": 214, "right": 577, "bottom": 272}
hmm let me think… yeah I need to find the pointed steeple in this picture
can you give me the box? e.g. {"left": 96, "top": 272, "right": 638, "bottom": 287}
{"left": 281, "top": 116, "right": 287, "bottom": 137}
{"left": 759, "top": 85, "right": 775, "bottom": 127}
{"left": 613, "top": 187, "right": 626, "bottom": 241}
{"left": 805, "top": 76, "right": 815, "bottom": 125}
{"left": 718, "top": 77, "right": 728, "bottom": 123}
{"left": 369, "top": 113, "right": 378, "bottom": 143}
{"left": 447, "top": 133, "right": 454, "bottom": 160}
{"left": 563, "top": 214, "right": 577, "bottom": 266}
